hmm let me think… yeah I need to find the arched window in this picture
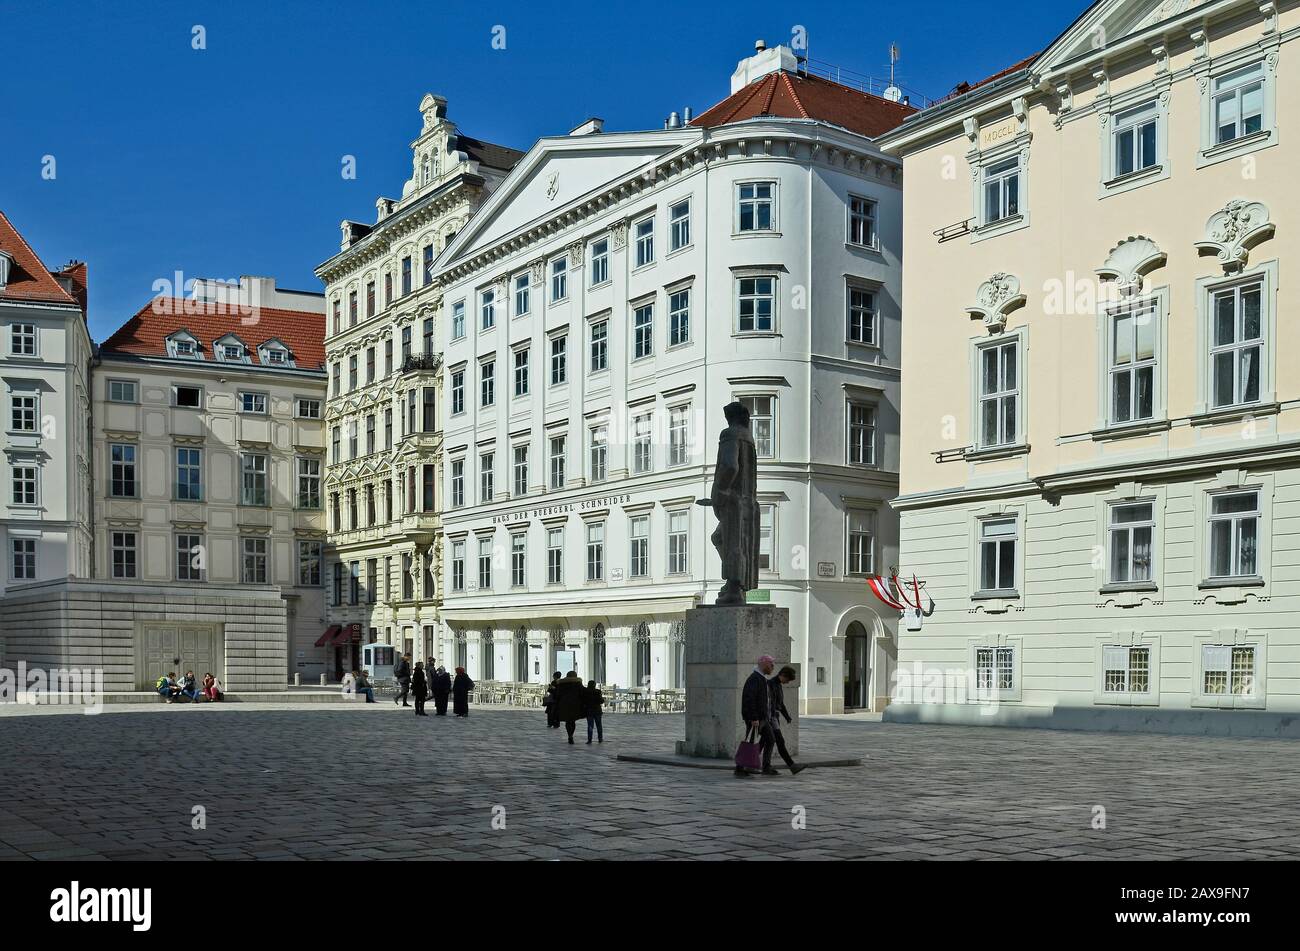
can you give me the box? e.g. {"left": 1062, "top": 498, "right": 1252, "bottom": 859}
{"left": 421, "top": 154, "right": 430, "bottom": 184}
{"left": 549, "top": 626, "right": 565, "bottom": 678}
{"left": 482, "top": 629, "right": 494, "bottom": 680}
{"left": 515, "top": 626, "right": 529, "bottom": 683}
{"left": 591, "top": 623, "right": 607, "bottom": 685}
{"left": 669, "top": 620, "right": 687, "bottom": 688}
{"left": 632, "top": 621, "right": 652, "bottom": 688}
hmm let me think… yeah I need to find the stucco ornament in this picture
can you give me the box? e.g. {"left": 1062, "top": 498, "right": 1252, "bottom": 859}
{"left": 966, "top": 273, "right": 1025, "bottom": 332}
{"left": 1095, "top": 236, "right": 1167, "bottom": 296}
{"left": 1195, "top": 200, "right": 1274, "bottom": 272}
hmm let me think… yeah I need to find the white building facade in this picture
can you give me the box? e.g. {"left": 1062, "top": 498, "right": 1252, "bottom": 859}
{"left": 435, "top": 47, "right": 910, "bottom": 713}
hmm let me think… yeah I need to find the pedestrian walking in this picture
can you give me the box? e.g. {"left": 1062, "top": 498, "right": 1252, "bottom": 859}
{"left": 412, "top": 661, "right": 429, "bottom": 716}
{"left": 553, "top": 670, "right": 585, "bottom": 744}
{"left": 452, "top": 667, "right": 474, "bottom": 717}
{"left": 432, "top": 666, "right": 451, "bottom": 715}
{"left": 544, "top": 671, "right": 562, "bottom": 728}
{"left": 584, "top": 680, "right": 604, "bottom": 744}
{"left": 735, "top": 654, "right": 775, "bottom": 778}
{"left": 764, "top": 666, "right": 804, "bottom": 775}
{"left": 394, "top": 654, "right": 412, "bottom": 707}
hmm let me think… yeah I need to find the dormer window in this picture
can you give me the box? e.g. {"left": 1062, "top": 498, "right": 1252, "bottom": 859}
{"left": 214, "top": 334, "right": 250, "bottom": 363}
{"left": 257, "top": 338, "right": 294, "bottom": 368}
{"left": 221, "top": 344, "right": 243, "bottom": 361}
{"left": 167, "top": 332, "right": 202, "bottom": 359}
{"left": 265, "top": 349, "right": 287, "bottom": 365}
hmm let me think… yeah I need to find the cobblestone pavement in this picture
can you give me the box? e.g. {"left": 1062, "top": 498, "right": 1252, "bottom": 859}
{"left": 1, "top": 703, "right": 1297, "bottom": 860}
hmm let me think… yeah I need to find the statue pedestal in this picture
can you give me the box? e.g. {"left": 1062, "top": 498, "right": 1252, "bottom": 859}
{"left": 675, "top": 604, "right": 798, "bottom": 759}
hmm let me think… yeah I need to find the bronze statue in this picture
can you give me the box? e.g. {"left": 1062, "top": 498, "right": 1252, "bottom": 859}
{"left": 698, "top": 402, "right": 760, "bottom": 605}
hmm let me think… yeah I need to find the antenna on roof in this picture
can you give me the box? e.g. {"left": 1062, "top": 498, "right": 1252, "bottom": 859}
{"left": 883, "top": 42, "right": 903, "bottom": 103}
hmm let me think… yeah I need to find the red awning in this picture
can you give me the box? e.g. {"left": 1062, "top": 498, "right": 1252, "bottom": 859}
{"left": 328, "top": 625, "right": 357, "bottom": 647}
{"left": 314, "top": 625, "right": 341, "bottom": 648}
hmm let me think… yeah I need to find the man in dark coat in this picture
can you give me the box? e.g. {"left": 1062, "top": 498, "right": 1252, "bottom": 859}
{"left": 544, "top": 671, "right": 562, "bottom": 728}
{"left": 735, "top": 654, "right": 774, "bottom": 778}
{"left": 765, "top": 666, "right": 804, "bottom": 775}
{"left": 411, "top": 662, "right": 429, "bottom": 717}
{"left": 552, "top": 671, "right": 586, "bottom": 744}
{"left": 432, "top": 666, "right": 452, "bottom": 715}
{"left": 452, "top": 667, "right": 474, "bottom": 717}
{"left": 394, "top": 654, "right": 412, "bottom": 707}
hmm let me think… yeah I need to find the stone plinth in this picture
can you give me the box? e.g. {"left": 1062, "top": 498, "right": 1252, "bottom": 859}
{"left": 675, "top": 604, "right": 798, "bottom": 759}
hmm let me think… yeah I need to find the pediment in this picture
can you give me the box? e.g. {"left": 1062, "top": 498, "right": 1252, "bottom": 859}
{"left": 1034, "top": 0, "right": 1215, "bottom": 74}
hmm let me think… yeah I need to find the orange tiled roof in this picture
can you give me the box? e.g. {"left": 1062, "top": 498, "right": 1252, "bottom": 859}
{"left": 691, "top": 68, "right": 917, "bottom": 138}
{"left": 100, "top": 297, "right": 326, "bottom": 371}
{"left": 0, "top": 210, "right": 79, "bottom": 306}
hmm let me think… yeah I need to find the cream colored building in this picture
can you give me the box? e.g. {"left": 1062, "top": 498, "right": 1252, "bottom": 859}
{"left": 314, "top": 94, "right": 522, "bottom": 673}
{"left": 878, "top": 0, "right": 1299, "bottom": 734}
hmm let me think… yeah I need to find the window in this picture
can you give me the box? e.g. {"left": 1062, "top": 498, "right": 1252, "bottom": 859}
{"left": 847, "top": 509, "right": 874, "bottom": 575}
{"left": 423, "top": 244, "right": 435, "bottom": 286}
{"left": 401, "top": 326, "right": 412, "bottom": 364}
{"left": 11, "top": 393, "right": 37, "bottom": 432}
{"left": 1213, "top": 63, "right": 1264, "bottom": 145}
{"left": 451, "top": 300, "right": 466, "bottom": 341}
{"left": 478, "top": 537, "right": 493, "bottom": 590}
{"left": 1201, "top": 644, "right": 1257, "bottom": 697}
{"left": 668, "top": 405, "right": 689, "bottom": 467}
{"left": 347, "top": 488, "right": 358, "bottom": 529}
{"left": 975, "top": 647, "right": 1015, "bottom": 692}
{"left": 331, "top": 364, "right": 340, "bottom": 396}
{"left": 219, "top": 343, "right": 244, "bottom": 361}
{"left": 668, "top": 288, "right": 690, "bottom": 347}
{"left": 10, "top": 323, "right": 37, "bottom": 356}
{"left": 481, "top": 289, "right": 496, "bottom": 330}
{"left": 242, "top": 538, "right": 268, "bottom": 584}
{"left": 296, "top": 398, "right": 321, "bottom": 419}
{"left": 1208, "top": 490, "right": 1259, "bottom": 579}
{"left": 737, "top": 276, "right": 774, "bottom": 332}
{"left": 510, "top": 534, "right": 526, "bottom": 587}
{"left": 366, "top": 414, "right": 376, "bottom": 454}
{"left": 330, "top": 492, "right": 340, "bottom": 530}
{"left": 667, "top": 510, "right": 688, "bottom": 574}
{"left": 759, "top": 504, "right": 776, "bottom": 571}
{"left": 451, "top": 369, "right": 465, "bottom": 415}
{"left": 421, "top": 387, "right": 435, "bottom": 432}
{"left": 847, "top": 285, "right": 877, "bottom": 345}
{"left": 346, "top": 290, "right": 357, "bottom": 326}
{"left": 479, "top": 452, "right": 494, "bottom": 503}
{"left": 740, "top": 396, "right": 774, "bottom": 459}
{"left": 331, "top": 426, "right": 341, "bottom": 464}
{"left": 170, "top": 384, "right": 203, "bottom": 413}
{"left": 590, "top": 320, "right": 608, "bottom": 372}
{"left": 978, "top": 517, "right": 1017, "bottom": 594}
{"left": 110, "top": 444, "right": 137, "bottom": 497}
{"left": 848, "top": 195, "right": 877, "bottom": 248}
{"left": 423, "top": 317, "right": 433, "bottom": 356}
{"left": 349, "top": 560, "right": 361, "bottom": 604}
{"left": 670, "top": 199, "right": 690, "bottom": 251}
{"left": 297, "top": 457, "right": 321, "bottom": 509}
{"left": 589, "top": 425, "right": 607, "bottom": 482}
{"left": 982, "top": 157, "right": 1020, "bottom": 225}
{"left": 383, "top": 480, "right": 392, "bottom": 521}
{"left": 633, "top": 303, "right": 654, "bottom": 360}
{"left": 1103, "top": 646, "right": 1151, "bottom": 694}
{"left": 241, "top": 453, "right": 268, "bottom": 506}
{"left": 332, "top": 300, "right": 341, "bottom": 336}
{"left": 401, "top": 256, "right": 412, "bottom": 296}
{"left": 549, "top": 436, "right": 566, "bottom": 489}
{"left": 111, "top": 532, "right": 137, "bottom": 579}
{"left": 348, "top": 419, "right": 358, "bottom": 458}
{"left": 239, "top": 392, "right": 267, "bottom": 414}
{"left": 366, "top": 280, "right": 376, "bottom": 318}
{"left": 737, "top": 182, "right": 775, "bottom": 232}
{"left": 632, "top": 413, "right": 653, "bottom": 474}
{"left": 551, "top": 258, "right": 568, "bottom": 302}
{"left": 977, "top": 339, "right": 1019, "bottom": 448}
{"left": 384, "top": 272, "right": 393, "bottom": 307}
{"left": 263, "top": 348, "right": 288, "bottom": 366}
{"left": 513, "top": 444, "right": 529, "bottom": 496}
{"left": 1108, "top": 502, "right": 1154, "bottom": 584}
{"left": 366, "top": 347, "right": 376, "bottom": 384}
{"left": 514, "top": 273, "right": 530, "bottom": 316}
{"left": 848, "top": 403, "right": 875, "bottom": 466}
{"left": 546, "top": 528, "right": 563, "bottom": 584}
{"left": 550, "top": 335, "right": 567, "bottom": 385}
{"left": 480, "top": 360, "right": 495, "bottom": 407}
{"left": 11, "top": 538, "right": 35, "bottom": 580}
{"left": 1113, "top": 102, "right": 1158, "bottom": 177}
{"left": 176, "top": 533, "right": 203, "bottom": 582}
{"left": 451, "top": 540, "right": 466, "bottom": 592}
{"left": 1109, "top": 303, "right": 1157, "bottom": 423}
{"left": 634, "top": 217, "right": 654, "bottom": 268}
{"left": 1210, "top": 281, "right": 1262, "bottom": 409}
{"left": 590, "top": 238, "right": 609, "bottom": 286}
{"left": 586, "top": 521, "right": 605, "bottom": 581}
{"left": 173, "top": 337, "right": 197, "bottom": 357}
{"left": 513, "top": 347, "right": 529, "bottom": 397}
{"left": 630, "top": 515, "right": 649, "bottom": 578}
{"left": 348, "top": 355, "right": 358, "bottom": 391}
{"left": 450, "top": 458, "right": 465, "bottom": 508}
{"left": 401, "top": 552, "right": 415, "bottom": 600}
{"left": 108, "top": 380, "right": 137, "bottom": 403}
{"left": 12, "top": 465, "right": 37, "bottom": 505}
{"left": 175, "top": 448, "right": 202, "bottom": 501}
{"left": 331, "top": 562, "right": 344, "bottom": 604}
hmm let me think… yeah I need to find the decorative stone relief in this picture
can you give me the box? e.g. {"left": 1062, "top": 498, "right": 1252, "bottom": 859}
{"left": 609, "top": 219, "right": 629, "bottom": 251}
{"left": 1095, "top": 236, "right": 1167, "bottom": 296}
{"left": 1194, "top": 200, "right": 1274, "bottom": 271}
{"left": 566, "top": 240, "right": 584, "bottom": 266}
{"left": 965, "top": 273, "right": 1026, "bottom": 333}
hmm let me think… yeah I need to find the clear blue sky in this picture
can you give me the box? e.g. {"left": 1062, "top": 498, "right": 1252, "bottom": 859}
{"left": 0, "top": 0, "right": 1076, "bottom": 341}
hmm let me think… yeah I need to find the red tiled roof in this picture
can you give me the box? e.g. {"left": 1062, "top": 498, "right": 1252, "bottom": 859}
{"left": 56, "top": 261, "right": 88, "bottom": 315}
{"left": 691, "top": 69, "right": 917, "bottom": 138}
{"left": 100, "top": 297, "right": 326, "bottom": 371}
{"left": 0, "top": 210, "right": 79, "bottom": 306}
{"left": 938, "top": 52, "right": 1041, "bottom": 104}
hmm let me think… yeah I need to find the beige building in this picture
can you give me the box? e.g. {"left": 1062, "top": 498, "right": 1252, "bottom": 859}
{"left": 878, "top": 0, "right": 1299, "bottom": 734}
{"left": 314, "top": 94, "right": 522, "bottom": 674}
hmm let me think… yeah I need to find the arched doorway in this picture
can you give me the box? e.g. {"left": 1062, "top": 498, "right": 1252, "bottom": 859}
{"left": 591, "top": 623, "right": 607, "bottom": 685}
{"left": 514, "top": 627, "right": 528, "bottom": 683}
{"left": 631, "top": 621, "right": 652, "bottom": 688}
{"left": 481, "top": 629, "right": 494, "bottom": 680}
{"left": 844, "top": 621, "right": 870, "bottom": 710}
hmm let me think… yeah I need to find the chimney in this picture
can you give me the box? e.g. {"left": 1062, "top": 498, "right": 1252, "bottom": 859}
{"left": 569, "top": 117, "right": 604, "bottom": 136}
{"left": 683, "top": 106, "right": 693, "bottom": 124}
{"left": 667, "top": 111, "right": 681, "bottom": 129}
{"left": 755, "top": 39, "right": 766, "bottom": 52}
{"left": 731, "top": 42, "right": 798, "bottom": 93}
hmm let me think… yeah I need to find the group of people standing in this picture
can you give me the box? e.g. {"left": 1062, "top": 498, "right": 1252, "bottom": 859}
{"left": 543, "top": 671, "right": 605, "bottom": 744}
{"left": 394, "top": 655, "right": 472, "bottom": 717}
{"left": 155, "top": 671, "right": 222, "bottom": 703}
